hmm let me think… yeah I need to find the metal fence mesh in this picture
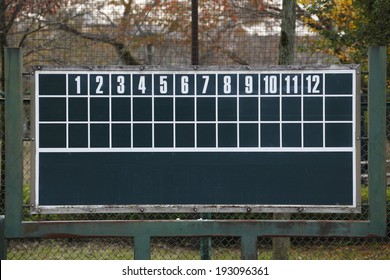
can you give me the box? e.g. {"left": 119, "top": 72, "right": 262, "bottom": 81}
{"left": 1, "top": 0, "right": 389, "bottom": 259}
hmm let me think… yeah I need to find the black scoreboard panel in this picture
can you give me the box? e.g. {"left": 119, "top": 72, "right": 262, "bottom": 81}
{"left": 33, "top": 66, "right": 360, "bottom": 213}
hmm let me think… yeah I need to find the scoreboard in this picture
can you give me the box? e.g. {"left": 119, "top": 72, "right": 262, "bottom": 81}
{"left": 32, "top": 65, "right": 360, "bottom": 214}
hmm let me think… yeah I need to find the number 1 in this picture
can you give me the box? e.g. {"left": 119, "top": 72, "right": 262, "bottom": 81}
{"left": 75, "top": 76, "right": 81, "bottom": 94}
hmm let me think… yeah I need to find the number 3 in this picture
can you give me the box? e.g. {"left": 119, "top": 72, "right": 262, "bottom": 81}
{"left": 117, "top": 76, "right": 125, "bottom": 94}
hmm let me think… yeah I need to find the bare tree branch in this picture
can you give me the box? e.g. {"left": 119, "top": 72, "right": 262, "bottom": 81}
{"left": 58, "top": 22, "right": 140, "bottom": 65}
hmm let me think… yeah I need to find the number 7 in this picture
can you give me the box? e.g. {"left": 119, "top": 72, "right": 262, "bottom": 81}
{"left": 202, "top": 75, "right": 209, "bottom": 94}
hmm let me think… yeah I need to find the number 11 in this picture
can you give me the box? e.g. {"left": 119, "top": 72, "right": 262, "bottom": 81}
{"left": 285, "top": 75, "right": 299, "bottom": 94}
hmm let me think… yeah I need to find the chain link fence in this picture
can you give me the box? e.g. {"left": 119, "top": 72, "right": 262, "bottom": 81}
{"left": 0, "top": 0, "right": 389, "bottom": 259}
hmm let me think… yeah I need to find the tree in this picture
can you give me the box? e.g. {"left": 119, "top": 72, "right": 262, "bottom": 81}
{"left": 298, "top": 0, "right": 389, "bottom": 65}
{"left": 298, "top": 0, "right": 389, "bottom": 92}
{"left": 354, "top": 0, "right": 390, "bottom": 46}
{"left": 272, "top": 0, "right": 296, "bottom": 261}
{"left": 298, "top": 0, "right": 361, "bottom": 63}
{"left": 354, "top": 0, "right": 390, "bottom": 91}
{"left": 0, "top": 0, "right": 65, "bottom": 214}
{"left": 0, "top": 0, "right": 64, "bottom": 90}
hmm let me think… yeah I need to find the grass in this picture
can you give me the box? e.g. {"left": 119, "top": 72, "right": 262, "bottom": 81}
{"left": 14, "top": 185, "right": 389, "bottom": 260}
{"left": 7, "top": 238, "right": 390, "bottom": 260}
{"left": 361, "top": 186, "right": 390, "bottom": 202}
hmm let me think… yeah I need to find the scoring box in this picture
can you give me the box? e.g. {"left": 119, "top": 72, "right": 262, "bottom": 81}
{"left": 31, "top": 65, "right": 360, "bottom": 214}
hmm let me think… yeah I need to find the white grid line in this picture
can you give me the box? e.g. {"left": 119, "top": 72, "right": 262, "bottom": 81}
{"left": 37, "top": 71, "right": 356, "bottom": 152}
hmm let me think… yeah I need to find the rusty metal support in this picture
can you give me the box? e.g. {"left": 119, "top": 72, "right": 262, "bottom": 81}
{"left": 19, "top": 220, "right": 375, "bottom": 239}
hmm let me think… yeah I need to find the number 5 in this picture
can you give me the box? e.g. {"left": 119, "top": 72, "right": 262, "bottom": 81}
{"left": 160, "top": 76, "right": 168, "bottom": 94}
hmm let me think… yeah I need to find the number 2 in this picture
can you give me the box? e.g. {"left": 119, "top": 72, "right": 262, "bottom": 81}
{"left": 95, "top": 76, "right": 104, "bottom": 94}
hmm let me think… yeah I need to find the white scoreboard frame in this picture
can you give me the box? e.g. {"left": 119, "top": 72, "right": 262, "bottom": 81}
{"left": 31, "top": 65, "right": 361, "bottom": 214}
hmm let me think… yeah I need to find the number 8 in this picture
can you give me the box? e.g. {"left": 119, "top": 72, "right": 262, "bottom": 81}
{"left": 223, "top": 76, "right": 231, "bottom": 94}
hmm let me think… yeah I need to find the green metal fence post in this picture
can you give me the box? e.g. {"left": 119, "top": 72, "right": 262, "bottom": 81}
{"left": 0, "top": 215, "right": 6, "bottom": 259}
{"left": 4, "top": 48, "right": 24, "bottom": 238}
{"left": 134, "top": 235, "right": 151, "bottom": 260}
{"left": 200, "top": 213, "right": 212, "bottom": 260}
{"left": 368, "top": 46, "right": 387, "bottom": 236}
{"left": 240, "top": 234, "right": 258, "bottom": 260}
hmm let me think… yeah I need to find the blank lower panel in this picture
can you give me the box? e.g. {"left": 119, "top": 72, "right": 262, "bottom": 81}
{"left": 38, "top": 152, "right": 354, "bottom": 206}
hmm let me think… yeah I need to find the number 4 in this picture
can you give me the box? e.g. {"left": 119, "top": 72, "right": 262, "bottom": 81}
{"left": 138, "top": 76, "right": 146, "bottom": 94}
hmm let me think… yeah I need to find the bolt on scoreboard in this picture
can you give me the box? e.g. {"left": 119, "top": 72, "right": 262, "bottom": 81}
{"left": 32, "top": 66, "right": 360, "bottom": 214}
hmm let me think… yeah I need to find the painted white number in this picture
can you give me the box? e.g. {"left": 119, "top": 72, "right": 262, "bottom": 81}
{"left": 181, "top": 76, "right": 189, "bottom": 94}
{"left": 201, "top": 75, "right": 209, "bottom": 94}
{"left": 159, "top": 76, "right": 168, "bottom": 94}
{"left": 138, "top": 76, "right": 146, "bottom": 94}
{"left": 74, "top": 76, "right": 81, "bottom": 94}
{"left": 306, "top": 75, "right": 320, "bottom": 94}
{"left": 117, "top": 75, "right": 125, "bottom": 94}
{"left": 263, "top": 75, "right": 278, "bottom": 94}
{"left": 95, "top": 76, "right": 104, "bottom": 94}
{"left": 245, "top": 76, "right": 253, "bottom": 94}
{"left": 223, "top": 76, "right": 232, "bottom": 94}
{"left": 285, "top": 75, "right": 299, "bottom": 94}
